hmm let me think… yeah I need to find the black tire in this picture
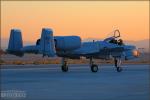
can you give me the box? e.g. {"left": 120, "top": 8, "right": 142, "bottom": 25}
{"left": 116, "top": 67, "right": 122, "bottom": 72}
{"left": 61, "top": 65, "right": 68, "bottom": 72}
{"left": 91, "top": 64, "right": 98, "bottom": 72}
{"left": 114, "top": 59, "right": 117, "bottom": 68}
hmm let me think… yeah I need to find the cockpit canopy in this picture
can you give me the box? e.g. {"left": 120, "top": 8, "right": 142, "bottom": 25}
{"left": 104, "top": 29, "right": 124, "bottom": 45}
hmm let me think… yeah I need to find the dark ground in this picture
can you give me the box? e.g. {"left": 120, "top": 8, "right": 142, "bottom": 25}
{"left": 1, "top": 64, "right": 150, "bottom": 100}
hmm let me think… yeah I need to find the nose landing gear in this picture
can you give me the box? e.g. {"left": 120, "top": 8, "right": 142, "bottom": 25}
{"left": 61, "top": 58, "right": 68, "bottom": 72}
{"left": 114, "top": 58, "right": 122, "bottom": 72}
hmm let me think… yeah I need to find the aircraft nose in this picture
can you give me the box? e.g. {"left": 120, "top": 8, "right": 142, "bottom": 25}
{"left": 133, "top": 49, "right": 140, "bottom": 57}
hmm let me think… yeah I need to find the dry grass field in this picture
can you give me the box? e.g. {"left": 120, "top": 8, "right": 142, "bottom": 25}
{"left": 0, "top": 52, "right": 149, "bottom": 65}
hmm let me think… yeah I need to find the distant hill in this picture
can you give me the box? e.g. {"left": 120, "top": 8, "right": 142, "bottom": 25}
{"left": 1, "top": 38, "right": 34, "bottom": 50}
{"left": 83, "top": 38, "right": 102, "bottom": 42}
{"left": 124, "top": 39, "right": 149, "bottom": 52}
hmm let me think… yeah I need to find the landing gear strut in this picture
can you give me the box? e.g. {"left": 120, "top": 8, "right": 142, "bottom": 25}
{"left": 114, "top": 58, "right": 122, "bottom": 72}
{"left": 61, "top": 58, "right": 68, "bottom": 72}
{"left": 90, "top": 58, "right": 98, "bottom": 72}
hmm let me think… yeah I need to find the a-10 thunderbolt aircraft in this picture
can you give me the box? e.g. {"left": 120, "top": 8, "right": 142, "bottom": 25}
{"left": 7, "top": 28, "right": 140, "bottom": 72}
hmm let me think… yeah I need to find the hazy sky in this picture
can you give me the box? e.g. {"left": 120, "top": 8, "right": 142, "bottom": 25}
{"left": 1, "top": 1, "right": 149, "bottom": 43}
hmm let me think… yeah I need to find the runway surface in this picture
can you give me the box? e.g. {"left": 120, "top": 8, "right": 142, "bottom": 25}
{"left": 1, "top": 64, "right": 150, "bottom": 100}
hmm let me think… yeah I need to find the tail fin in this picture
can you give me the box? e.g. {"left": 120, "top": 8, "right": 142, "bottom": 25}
{"left": 40, "top": 28, "right": 56, "bottom": 57}
{"left": 7, "top": 29, "right": 24, "bottom": 56}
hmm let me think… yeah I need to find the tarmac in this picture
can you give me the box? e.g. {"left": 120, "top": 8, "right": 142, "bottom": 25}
{"left": 1, "top": 64, "right": 150, "bottom": 100}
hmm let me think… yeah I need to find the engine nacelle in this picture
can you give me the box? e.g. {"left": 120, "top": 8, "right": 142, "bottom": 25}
{"left": 54, "top": 36, "right": 81, "bottom": 51}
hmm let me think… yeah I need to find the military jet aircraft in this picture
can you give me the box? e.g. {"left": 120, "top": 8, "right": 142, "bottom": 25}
{"left": 7, "top": 28, "right": 140, "bottom": 72}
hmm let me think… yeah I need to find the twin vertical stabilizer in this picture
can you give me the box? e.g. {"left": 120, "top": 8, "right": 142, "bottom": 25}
{"left": 40, "top": 28, "right": 56, "bottom": 57}
{"left": 7, "top": 29, "right": 23, "bottom": 56}
{"left": 7, "top": 28, "right": 56, "bottom": 57}
{"left": 8, "top": 29, "right": 23, "bottom": 51}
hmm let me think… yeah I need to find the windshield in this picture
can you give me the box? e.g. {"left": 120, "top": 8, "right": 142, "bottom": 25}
{"left": 104, "top": 30, "right": 124, "bottom": 45}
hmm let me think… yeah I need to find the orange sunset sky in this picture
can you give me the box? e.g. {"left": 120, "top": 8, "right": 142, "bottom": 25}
{"left": 1, "top": 1, "right": 149, "bottom": 44}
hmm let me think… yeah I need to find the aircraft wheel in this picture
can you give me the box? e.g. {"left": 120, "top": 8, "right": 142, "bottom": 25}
{"left": 61, "top": 65, "right": 68, "bottom": 72}
{"left": 91, "top": 64, "right": 98, "bottom": 72}
{"left": 114, "top": 59, "right": 118, "bottom": 68}
{"left": 116, "top": 67, "right": 122, "bottom": 72}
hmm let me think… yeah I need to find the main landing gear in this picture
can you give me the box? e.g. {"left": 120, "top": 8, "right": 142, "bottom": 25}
{"left": 61, "top": 57, "right": 99, "bottom": 72}
{"left": 90, "top": 58, "right": 98, "bottom": 72}
{"left": 61, "top": 58, "right": 68, "bottom": 72}
{"left": 114, "top": 58, "right": 122, "bottom": 72}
